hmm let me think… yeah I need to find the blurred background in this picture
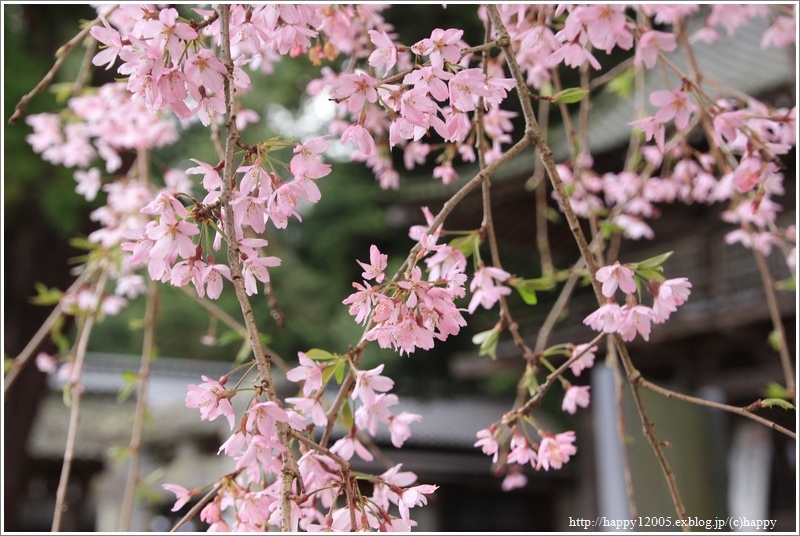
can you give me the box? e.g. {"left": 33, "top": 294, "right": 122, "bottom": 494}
{"left": 3, "top": 4, "right": 796, "bottom": 532}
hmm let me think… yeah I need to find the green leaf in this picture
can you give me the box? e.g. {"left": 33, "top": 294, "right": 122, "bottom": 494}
{"left": 339, "top": 400, "right": 354, "bottom": 428}
{"left": 764, "top": 382, "right": 790, "bottom": 399}
{"left": 634, "top": 251, "right": 674, "bottom": 270}
{"left": 515, "top": 286, "right": 538, "bottom": 305}
{"left": 322, "top": 360, "right": 346, "bottom": 385}
{"left": 50, "top": 82, "right": 74, "bottom": 104}
{"left": 634, "top": 268, "right": 665, "bottom": 283}
{"left": 29, "top": 282, "right": 63, "bottom": 306}
{"left": 545, "top": 207, "right": 562, "bottom": 224}
{"left": 334, "top": 360, "right": 345, "bottom": 384}
{"left": 234, "top": 339, "right": 252, "bottom": 363}
{"left": 68, "top": 236, "right": 99, "bottom": 251}
{"left": 448, "top": 233, "right": 480, "bottom": 258}
{"left": 605, "top": 68, "right": 635, "bottom": 99}
{"left": 761, "top": 398, "right": 795, "bottom": 411}
{"left": 525, "top": 369, "right": 540, "bottom": 397}
{"left": 107, "top": 445, "right": 131, "bottom": 466}
{"left": 51, "top": 315, "right": 70, "bottom": 354}
{"left": 551, "top": 87, "right": 590, "bottom": 104}
{"left": 509, "top": 274, "right": 558, "bottom": 305}
{"left": 472, "top": 326, "right": 501, "bottom": 360}
{"left": 217, "top": 330, "right": 244, "bottom": 346}
{"left": 305, "top": 348, "right": 337, "bottom": 361}
{"left": 775, "top": 276, "right": 795, "bottom": 292}
{"left": 767, "top": 330, "right": 783, "bottom": 352}
{"left": 117, "top": 370, "right": 140, "bottom": 403}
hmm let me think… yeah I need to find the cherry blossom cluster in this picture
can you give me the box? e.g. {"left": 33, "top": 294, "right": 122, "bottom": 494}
{"left": 472, "top": 341, "right": 599, "bottom": 491}
{"left": 583, "top": 261, "right": 692, "bottom": 342}
{"left": 311, "top": 23, "right": 516, "bottom": 189}
{"left": 119, "top": 136, "right": 330, "bottom": 299}
{"left": 343, "top": 242, "right": 468, "bottom": 356}
{"left": 174, "top": 359, "right": 435, "bottom": 531}
{"left": 482, "top": 5, "right": 795, "bottom": 276}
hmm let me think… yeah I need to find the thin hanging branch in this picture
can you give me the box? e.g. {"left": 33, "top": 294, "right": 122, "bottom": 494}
{"left": 5, "top": 272, "right": 90, "bottom": 396}
{"left": 117, "top": 279, "right": 159, "bottom": 531}
{"left": 52, "top": 266, "right": 110, "bottom": 532}
{"left": 9, "top": 6, "right": 118, "bottom": 125}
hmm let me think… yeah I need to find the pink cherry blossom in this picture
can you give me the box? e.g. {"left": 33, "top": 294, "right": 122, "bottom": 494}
{"left": 242, "top": 254, "right": 282, "bottom": 296}
{"left": 635, "top": 30, "right": 677, "bottom": 69}
{"left": 562, "top": 385, "right": 591, "bottom": 414}
{"left": 411, "top": 28, "right": 464, "bottom": 68}
{"left": 368, "top": 29, "right": 398, "bottom": 73}
{"left": 330, "top": 72, "right": 377, "bottom": 115}
{"left": 651, "top": 277, "right": 692, "bottom": 323}
{"left": 340, "top": 123, "right": 375, "bottom": 157}
{"left": 569, "top": 343, "right": 598, "bottom": 377}
{"left": 90, "top": 19, "right": 124, "bottom": 70}
{"left": 583, "top": 301, "right": 623, "bottom": 334}
{"left": 355, "top": 392, "right": 398, "bottom": 436}
{"left": 351, "top": 364, "right": 394, "bottom": 405}
{"left": 290, "top": 137, "right": 331, "bottom": 180}
{"left": 501, "top": 466, "right": 528, "bottom": 491}
{"left": 246, "top": 400, "right": 289, "bottom": 438}
{"left": 357, "top": 244, "right": 388, "bottom": 283}
{"left": 184, "top": 48, "right": 227, "bottom": 93}
{"left": 468, "top": 266, "right": 512, "bottom": 314}
{"left": 163, "top": 484, "right": 195, "bottom": 512}
{"left": 185, "top": 375, "right": 235, "bottom": 429}
{"left": 537, "top": 431, "right": 577, "bottom": 471}
{"left": 629, "top": 115, "right": 666, "bottom": 153}
{"left": 595, "top": 262, "right": 637, "bottom": 298}
{"left": 507, "top": 430, "right": 537, "bottom": 466}
{"left": 475, "top": 427, "right": 500, "bottom": 462}
{"left": 389, "top": 411, "right": 422, "bottom": 448}
{"left": 448, "top": 68, "right": 492, "bottom": 112}
{"left": 650, "top": 88, "right": 698, "bottom": 130}
{"left": 285, "top": 352, "right": 324, "bottom": 397}
{"left": 35, "top": 352, "right": 58, "bottom": 374}
{"left": 617, "top": 304, "right": 655, "bottom": 342}
{"left": 330, "top": 432, "right": 373, "bottom": 462}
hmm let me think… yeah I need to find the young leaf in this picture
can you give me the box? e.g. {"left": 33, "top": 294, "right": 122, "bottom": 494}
{"left": 767, "top": 330, "right": 783, "bottom": 352}
{"left": 761, "top": 398, "right": 795, "bottom": 411}
{"left": 606, "top": 68, "right": 635, "bottom": 99}
{"left": 449, "top": 233, "right": 480, "bottom": 257}
{"left": 515, "top": 285, "right": 538, "bottom": 305}
{"left": 764, "top": 382, "right": 791, "bottom": 400}
{"left": 472, "top": 325, "right": 501, "bottom": 360}
{"left": 234, "top": 339, "right": 252, "bottom": 363}
{"left": 634, "top": 251, "right": 674, "bottom": 270}
{"left": 551, "top": 87, "right": 590, "bottom": 104}
{"left": 339, "top": 400, "right": 354, "bottom": 428}
{"left": 29, "top": 282, "right": 63, "bottom": 306}
{"left": 117, "top": 370, "right": 140, "bottom": 404}
{"left": 775, "top": 276, "right": 795, "bottom": 292}
{"left": 306, "top": 348, "right": 337, "bottom": 361}
{"left": 217, "top": 330, "right": 244, "bottom": 346}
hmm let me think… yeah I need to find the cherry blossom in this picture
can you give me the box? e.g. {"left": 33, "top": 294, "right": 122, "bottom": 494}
{"left": 468, "top": 266, "right": 512, "bottom": 314}
{"left": 537, "top": 431, "right": 577, "bottom": 471}
{"left": 562, "top": 385, "right": 591, "bottom": 415}
{"left": 651, "top": 87, "right": 698, "bottom": 130}
{"left": 595, "top": 262, "right": 637, "bottom": 298}
{"left": 185, "top": 375, "right": 235, "bottom": 429}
